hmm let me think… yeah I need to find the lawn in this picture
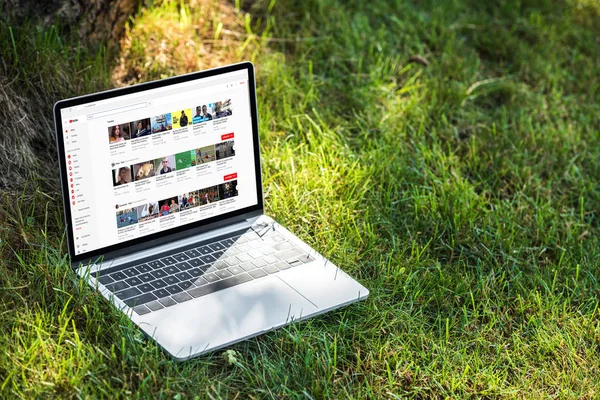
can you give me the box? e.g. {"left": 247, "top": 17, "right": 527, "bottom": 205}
{"left": 1, "top": 0, "right": 599, "bottom": 398}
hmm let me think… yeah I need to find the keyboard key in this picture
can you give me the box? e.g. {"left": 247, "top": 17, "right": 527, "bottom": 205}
{"left": 225, "top": 257, "right": 240, "bottom": 266}
{"left": 260, "top": 247, "right": 275, "bottom": 255}
{"left": 151, "top": 278, "right": 168, "bottom": 290}
{"left": 173, "top": 253, "right": 189, "bottom": 262}
{"left": 160, "top": 257, "right": 177, "bottom": 266}
{"left": 151, "top": 269, "right": 168, "bottom": 279}
{"left": 236, "top": 253, "right": 252, "bottom": 262}
{"left": 146, "top": 301, "right": 164, "bottom": 311}
{"left": 203, "top": 273, "right": 219, "bottom": 283}
{"left": 139, "top": 273, "right": 154, "bottom": 282}
{"left": 213, "top": 261, "right": 228, "bottom": 270}
{"left": 178, "top": 280, "right": 195, "bottom": 290}
{"left": 240, "top": 262, "right": 257, "bottom": 272}
{"left": 110, "top": 271, "right": 127, "bottom": 281}
{"left": 125, "top": 277, "right": 143, "bottom": 286}
{"left": 188, "top": 258, "right": 204, "bottom": 267}
{"left": 243, "top": 232, "right": 260, "bottom": 241}
{"left": 163, "top": 276, "right": 179, "bottom": 285}
{"left": 115, "top": 287, "right": 142, "bottom": 300}
{"left": 299, "top": 254, "right": 315, "bottom": 263}
{"left": 138, "top": 283, "right": 154, "bottom": 293}
{"left": 123, "top": 268, "right": 138, "bottom": 277}
{"left": 159, "top": 297, "right": 177, "bottom": 307}
{"left": 248, "top": 250, "right": 263, "bottom": 259}
{"left": 200, "top": 254, "right": 217, "bottom": 264}
{"left": 273, "top": 242, "right": 294, "bottom": 252}
{"left": 271, "top": 234, "right": 285, "bottom": 242}
{"left": 263, "top": 265, "right": 279, "bottom": 274}
{"left": 175, "top": 271, "right": 192, "bottom": 281}
{"left": 133, "top": 305, "right": 151, "bottom": 315}
{"left": 205, "top": 265, "right": 218, "bottom": 274}
{"left": 163, "top": 266, "right": 179, "bottom": 275}
{"left": 197, "top": 246, "right": 212, "bottom": 255}
{"left": 136, "top": 264, "right": 152, "bottom": 273}
{"left": 275, "top": 261, "right": 291, "bottom": 271}
{"left": 288, "top": 259, "right": 303, "bottom": 267}
{"left": 275, "top": 248, "right": 305, "bottom": 261}
{"left": 224, "top": 247, "right": 240, "bottom": 256}
{"left": 264, "top": 255, "right": 279, "bottom": 264}
{"left": 212, "top": 250, "right": 225, "bottom": 259}
{"left": 222, "top": 238, "right": 235, "bottom": 247}
{"left": 184, "top": 249, "right": 202, "bottom": 258}
{"left": 188, "top": 268, "right": 203, "bottom": 278}
{"left": 215, "top": 270, "right": 233, "bottom": 279}
{"left": 106, "top": 281, "right": 129, "bottom": 292}
{"left": 191, "top": 277, "right": 208, "bottom": 286}
{"left": 176, "top": 261, "right": 192, "bottom": 271}
{"left": 148, "top": 260, "right": 164, "bottom": 269}
{"left": 227, "top": 266, "right": 244, "bottom": 275}
{"left": 153, "top": 288, "right": 170, "bottom": 298}
{"left": 236, "top": 244, "right": 251, "bottom": 253}
{"left": 172, "top": 292, "right": 193, "bottom": 303}
{"left": 188, "top": 273, "right": 253, "bottom": 298}
{"left": 249, "top": 269, "right": 267, "bottom": 279}
{"left": 125, "top": 293, "right": 157, "bottom": 307}
{"left": 98, "top": 275, "right": 114, "bottom": 285}
{"left": 165, "top": 285, "right": 183, "bottom": 295}
{"left": 251, "top": 259, "right": 267, "bottom": 268}
{"left": 209, "top": 243, "right": 225, "bottom": 252}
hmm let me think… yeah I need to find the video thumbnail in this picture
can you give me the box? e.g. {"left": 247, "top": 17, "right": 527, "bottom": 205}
{"left": 116, "top": 208, "right": 138, "bottom": 228}
{"left": 112, "top": 165, "right": 133, "bottom": 186}
{"left": 213, "top": 99, "right": 232, "bottom": 119}
{"left": 215, "top": 140, "right": 235, "bottom": 160}
{"left": 195, "top": 145, "right": 216, "bottom": 164}
{"left": 131, "top": 118, "right": 152, "bottom": 139}
{"left": 197, "top": 185, "right": 220, "bottom": 205}
{"left": 108, "top": 123, "right": 131, "bottom": 144}
{"left": 154, "top": 155, "right": 176, "bottom": 175}
{"left": 172, "top": 108, "right": 192, "bottom": 129}
{"left": 133, "top": 160, "right": 155, "bottom": 181}
{"left": 219, "top": 180, "right": 238, "bottom": 199}
{"left": 151, "top": 113, "right": 173, "bottom": 133}
{"left": 178, "top": 191, "right": 200, "bottom": 210}
{"left": 175, "top": 150, "right": 196, "bottom": 170}
{"left": 137, "top": 201, "right": 159, "bottom": 222}
{"left": 192, "top": 104, "right": 213, "bottom": 124}
{"left": 159, "top": 197, "right": 179, "bottom": 215}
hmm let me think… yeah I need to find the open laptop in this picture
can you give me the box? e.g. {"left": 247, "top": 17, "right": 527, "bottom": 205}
{"left": 53, "top": 62, "right": 368, "bottom": 360}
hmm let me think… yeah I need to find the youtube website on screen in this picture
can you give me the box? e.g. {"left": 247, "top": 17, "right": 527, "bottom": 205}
{"left": 60, "top": 70, "right": 258, "bottom": 256}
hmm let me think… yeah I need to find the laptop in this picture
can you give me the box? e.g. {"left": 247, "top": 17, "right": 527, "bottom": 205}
{"left": 53, "top": 62, "right": 369, "bottom": 360}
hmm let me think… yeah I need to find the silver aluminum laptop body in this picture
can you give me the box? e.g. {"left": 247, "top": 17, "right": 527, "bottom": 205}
{"left": 54, "top": 62, "right": 369, "bottom": 360}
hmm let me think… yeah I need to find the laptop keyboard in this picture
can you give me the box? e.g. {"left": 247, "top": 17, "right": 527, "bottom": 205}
{"left": 95, "top": 227, "right": 315, "bottom": 315}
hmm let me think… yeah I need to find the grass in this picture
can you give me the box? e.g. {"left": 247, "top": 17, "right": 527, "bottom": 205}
{"left": 1, "top": 0, "right": 600, "bottom": 397}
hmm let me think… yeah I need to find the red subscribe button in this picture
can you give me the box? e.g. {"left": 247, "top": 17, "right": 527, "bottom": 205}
{"left": 224, "top": 173, "right": 237, "bottom": 181}
{"left": 221, "top": 132, "right": 234, "bottom": 140}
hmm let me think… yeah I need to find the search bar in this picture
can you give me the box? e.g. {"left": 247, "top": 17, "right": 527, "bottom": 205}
{"left": 87, "top": 102, "right": 147, "bottom": 120}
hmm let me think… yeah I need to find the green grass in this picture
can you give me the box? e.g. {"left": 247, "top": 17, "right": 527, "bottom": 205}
{"left": 1, "top": 0, "right": 600, "bottom": 398}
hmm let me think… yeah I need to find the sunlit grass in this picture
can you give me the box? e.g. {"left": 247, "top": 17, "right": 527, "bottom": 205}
{"left": 1, "top": 0, "right": 600, "bottom": 397}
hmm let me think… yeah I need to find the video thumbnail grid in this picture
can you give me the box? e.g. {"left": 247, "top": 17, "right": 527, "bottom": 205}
{"left": 115, "top": 180, "right": 239, "bottom": 228}
{"left": 108, "top": 99, "right": 233, "bottom": 144}
{"left": 111, "top": 139, "right": 235, "bottom": 186}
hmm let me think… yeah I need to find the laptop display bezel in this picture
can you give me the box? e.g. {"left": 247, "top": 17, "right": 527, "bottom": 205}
{"left": 53, "top": 62, "right": 263, "bottom": 267}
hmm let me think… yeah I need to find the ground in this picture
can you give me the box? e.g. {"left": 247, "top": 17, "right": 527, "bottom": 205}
{"left": 0, "top": 0, "right": 599, "bottom": 398}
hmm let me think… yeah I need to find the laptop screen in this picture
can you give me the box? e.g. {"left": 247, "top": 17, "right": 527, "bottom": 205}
{"left": 56, "top": 66, "right": 260, "bottom": 260}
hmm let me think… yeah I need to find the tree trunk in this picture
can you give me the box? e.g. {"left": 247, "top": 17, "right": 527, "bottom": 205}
{"left": 3, "top": 0, "right": 138, "bottom": 50}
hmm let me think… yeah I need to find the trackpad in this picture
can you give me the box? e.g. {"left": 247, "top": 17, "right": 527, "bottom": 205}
{"left": 142, "top": 277, "right": 318, "bottom": 358}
